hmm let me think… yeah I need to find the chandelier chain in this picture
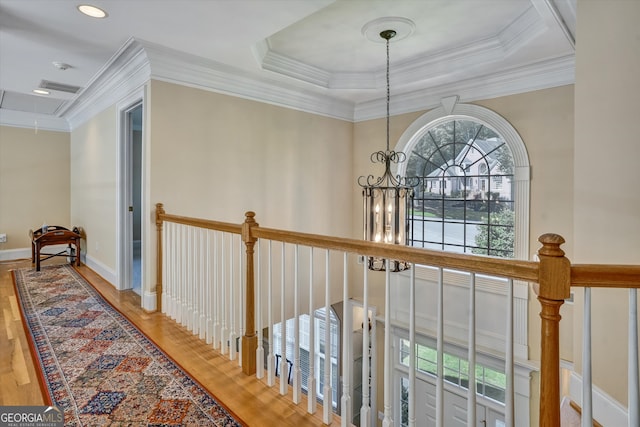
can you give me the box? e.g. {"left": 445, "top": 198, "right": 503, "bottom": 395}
{"left": 386, "top": 35, "right": 390, "bottom": 153}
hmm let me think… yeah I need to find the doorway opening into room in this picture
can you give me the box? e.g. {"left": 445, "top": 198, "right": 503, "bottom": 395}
{"left": 128, "top": 104, "right": 143, "bottom": 294}
{"left": 118, "top": 100, "right": 143, "bottom": 296}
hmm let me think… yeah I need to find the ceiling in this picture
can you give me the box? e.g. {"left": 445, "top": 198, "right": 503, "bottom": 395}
{"left": 0, "top": 0, "right": 576, "bottom": 131}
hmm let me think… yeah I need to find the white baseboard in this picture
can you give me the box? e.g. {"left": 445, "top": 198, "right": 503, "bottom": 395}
{"left": 142, "top": 290, "right": 157, "bottom": 312}
{"left": 84, "top": 254, "right": 117, "bottom": 286}
{"left": 0, "top": 247, "right": 31, "bottom": 261}
{"left": 568, "top": 371, "right": 628, "bottom": 426}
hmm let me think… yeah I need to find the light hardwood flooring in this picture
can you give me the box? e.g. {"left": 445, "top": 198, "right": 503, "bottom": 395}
{"left": 0, "top": 258, "right": 335, "bottom": 426}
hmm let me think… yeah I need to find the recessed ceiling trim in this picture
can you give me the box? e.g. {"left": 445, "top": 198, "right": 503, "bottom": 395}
{"left": 260, "top": 46, "right": 331, "bottom": 87}
{"left": 498, "top": 6, "right": 548, "bottom": 56}
{"left": 354, "top": 54, "right": 575, "bottom": 122}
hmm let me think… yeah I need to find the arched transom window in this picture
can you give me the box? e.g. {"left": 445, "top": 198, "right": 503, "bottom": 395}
{"left": 396, "top": 99, "right": 530, "bottom": 260}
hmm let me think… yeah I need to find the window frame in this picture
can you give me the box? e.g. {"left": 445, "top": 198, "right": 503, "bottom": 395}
{"left": 395, "top": 99, "right": 530, "bottom": 260}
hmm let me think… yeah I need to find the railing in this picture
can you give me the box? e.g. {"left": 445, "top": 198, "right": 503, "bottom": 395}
{"left": 155, "top": 203, "right": 640, "bottom": 426}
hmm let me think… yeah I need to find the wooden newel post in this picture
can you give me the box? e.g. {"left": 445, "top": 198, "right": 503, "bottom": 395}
{"left": 536, "top": 233, "right": 571, "bottom": 427}
{"left": 155, "top": 203, "right": 165, "bottom": 313}
{"left": 241, "top": 211, "right": 258, "bottom": 375}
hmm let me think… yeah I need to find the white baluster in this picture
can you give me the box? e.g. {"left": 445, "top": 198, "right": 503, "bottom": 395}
{"left": 238, "top": 234, "right": 244, "bottom": 368}
{"left": 220, "top": 233, "right": 227, "bottom": 355}
{"left": 191, "top": 227, "right": 199, "bottom": 335}
{"left": 161, "top": 222, "right": 168, "bottom": 314}
{"left": 229, "top": 235, "right": 236, "bottom": 361}
{"left": 199, "top": 229, "right": 207, "bottom": 340}
{"left": 308, "top": 247, "right": 317, "bottom": 414}
{"left": 177, "top": 224, "right": 185, "bottom": 325}
{"left": 323, "top": 249, "right": 333, "bottom": 425}
{"left": 382, "top": 259, "right": 392, "bottom": 427}
{"left": 360, "top": 261, "right": 370, "bottom": 427}
{"left": 629, "top": 288, "right": 639, "bottom": 427}
{"left": 293, "top": 245, "right": 301, "bottom": 403}
{"left": 409, "top": 265, "right": 416, "bottom": 427}
{"left": 185, "top": 226, "right": 192, "bottom": 331}
{"left": 267, "top": 240, "right": 275, "bottom": 387}
{"left": 436, "top": 267, "right": 444, "bottom": 427}
{"left": 256, "top": 241, "right": 264, "bottom": 379}
{"left": 212, "top": 231, "right": 220, "bottom": 350}
{"left": 582, "top": 288, "right": 593, "bottom": 427}
{"left": 206, "top": 230, "right": 213, "bottom": 344}
{"left": 341, "top": 252, "right": 351, "bottom": 426}
{"left": 505, "top": 279, "right": 514, "bottom": 427}
{"left": 280, "top": 243, "right": 288, "bottom": 396}
{"left": 467, "top": 273, "right": 477, "bottom": 427}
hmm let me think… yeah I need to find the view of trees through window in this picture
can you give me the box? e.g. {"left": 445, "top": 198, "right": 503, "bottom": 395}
{"left": 404, "top": 119, "right": 515, "bottom": 257}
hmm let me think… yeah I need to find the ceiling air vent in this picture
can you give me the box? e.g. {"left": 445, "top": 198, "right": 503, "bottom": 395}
{"left": 39, "top": 80, "right": 82, "bottom": 94}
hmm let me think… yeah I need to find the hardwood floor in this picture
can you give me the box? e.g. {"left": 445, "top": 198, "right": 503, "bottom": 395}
{"left": 0, "top": 258, "right": 335, "bottom": 426}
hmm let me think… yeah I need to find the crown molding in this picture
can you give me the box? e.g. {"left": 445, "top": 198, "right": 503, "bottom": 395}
{"left": 62, "top": 38, "right": 151, "bottom": 130}
{"left": 140, "top": 39, "right": 355, "bottom": 121}
{"left": 0, "top": 109, "right": 69, "bottom": 132}
{"left": 353, "top": 54, "right": 575, "bottom": 122}
{"left": 48, "top": 35, "right": 573, "bottom": 130}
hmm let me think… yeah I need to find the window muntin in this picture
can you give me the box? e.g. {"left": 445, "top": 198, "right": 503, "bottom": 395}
{"left": 404, "top": 119, "right": 515, "bottom": 258}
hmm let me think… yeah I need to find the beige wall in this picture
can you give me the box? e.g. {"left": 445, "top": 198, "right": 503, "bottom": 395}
{"left": 149, "top": 80, "right": 353, "bottom": 234}
{"left": 0, "top": 126, "right": 70, "bottom": 251}
{"left": 70, "top": 106, "right": 118, "bottom": 272}
{"left": 148, "top": 80, "right": 354, "bottom": 309}
{"left": 573, "top": 0, "right": 640, "bottom": 405}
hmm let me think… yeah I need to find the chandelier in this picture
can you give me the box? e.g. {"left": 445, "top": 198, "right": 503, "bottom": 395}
{"left": 358, "top": 29, "right": 415, "bottom": 272}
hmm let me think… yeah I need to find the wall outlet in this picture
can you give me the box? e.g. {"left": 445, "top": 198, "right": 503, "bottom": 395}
{"left": 0, "top": 233, "right": 6, "bottom": 243}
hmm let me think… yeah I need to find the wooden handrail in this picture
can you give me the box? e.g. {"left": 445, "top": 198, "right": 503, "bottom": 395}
{"left": 157, "top": 211, "right": 242, "bottom": 235}
{"left": 570, "top": 264, "right": 640, "bottom": 287}
{"left": 252, "top": 226, "right": 540, "bottom": 282}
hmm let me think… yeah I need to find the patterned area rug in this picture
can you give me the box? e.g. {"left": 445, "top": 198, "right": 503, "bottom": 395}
{"left": 12, "top": 264, "right": 242, "bottom": 426}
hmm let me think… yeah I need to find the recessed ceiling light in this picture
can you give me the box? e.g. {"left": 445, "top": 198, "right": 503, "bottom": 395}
{"left": 77, "top": 4, "right": 108, "bottom": 18}
{"left": 33, "top": 89, "right": 50, "bottom": 95}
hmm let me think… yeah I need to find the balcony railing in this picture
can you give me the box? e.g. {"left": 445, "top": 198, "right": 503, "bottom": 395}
{"left": 154, "top": 202, "right": 640, "bottom": 426}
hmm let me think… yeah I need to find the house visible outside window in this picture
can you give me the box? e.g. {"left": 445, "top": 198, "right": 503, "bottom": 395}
{"left": 403, "top": 119, "right": 516, "bottom": 258}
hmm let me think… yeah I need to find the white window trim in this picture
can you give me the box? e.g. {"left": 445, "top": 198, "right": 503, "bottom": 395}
{"left": 394, "top": 96, "right": 531, "bottom": 261}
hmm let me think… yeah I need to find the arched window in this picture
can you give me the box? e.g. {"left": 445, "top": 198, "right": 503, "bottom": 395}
{"left": 396, "top": 98, "right": 530, "bottom": 259}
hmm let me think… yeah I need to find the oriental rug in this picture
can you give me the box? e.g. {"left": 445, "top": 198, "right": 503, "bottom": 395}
{"left": 12, "top": 264, "right": 242, "bottom": 426}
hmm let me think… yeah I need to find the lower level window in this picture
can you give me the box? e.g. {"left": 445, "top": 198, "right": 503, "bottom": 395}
{"left": 399, "top": 339, "right": 506, "bottom": 403}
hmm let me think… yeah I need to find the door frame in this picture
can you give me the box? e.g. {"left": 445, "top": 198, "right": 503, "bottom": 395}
{"left": 116, "top": 86, "right": 148, "bottom": 303}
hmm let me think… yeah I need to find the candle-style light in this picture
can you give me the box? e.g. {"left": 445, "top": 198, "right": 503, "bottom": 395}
{"left": 358, "top": 29, "right": 416, "bottom": 272}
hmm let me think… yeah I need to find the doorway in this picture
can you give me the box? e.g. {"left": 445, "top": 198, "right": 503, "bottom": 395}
{"left": 128, "top": 104, "right": 143, "bottom": 295}
{"left": 118, "top": 100, "right": 143, "bottom": 296}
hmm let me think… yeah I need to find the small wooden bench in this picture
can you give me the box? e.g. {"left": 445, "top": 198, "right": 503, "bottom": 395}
{"left": 29, "top": 226, "right": 83, "bottom": 271}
